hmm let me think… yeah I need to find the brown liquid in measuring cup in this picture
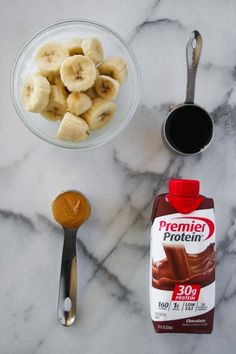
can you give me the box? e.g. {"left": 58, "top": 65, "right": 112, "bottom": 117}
{"left": 164, "top": 105, "right": 213, "bottom": 154}
{"left": 52, "top": 191, "right": 91, "bottom": 229}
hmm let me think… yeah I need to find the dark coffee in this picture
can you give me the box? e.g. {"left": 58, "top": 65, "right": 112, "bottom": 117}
{"left": 164, "top": 105, "right": 213, "bottom": 154}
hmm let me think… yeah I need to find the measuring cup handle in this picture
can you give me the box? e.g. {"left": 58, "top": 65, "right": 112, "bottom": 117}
{"left": 185, "top": 31, "right": 202, "bottom": 104}
{"left": 57, "top": 229, "right": 77, "bottom": 326}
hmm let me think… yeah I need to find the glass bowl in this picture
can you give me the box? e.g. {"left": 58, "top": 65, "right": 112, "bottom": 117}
{"left": 11, "top": 19, "right": 141, "bottom": 149}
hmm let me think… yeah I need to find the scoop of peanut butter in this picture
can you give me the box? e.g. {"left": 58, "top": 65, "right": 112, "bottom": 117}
{"left": 52, "top": 191, "right": 91, "bottom": 229}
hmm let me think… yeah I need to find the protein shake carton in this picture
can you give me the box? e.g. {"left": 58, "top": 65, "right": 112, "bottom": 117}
{"left": 150, "top": 179, "right": 215, "bottom": 334}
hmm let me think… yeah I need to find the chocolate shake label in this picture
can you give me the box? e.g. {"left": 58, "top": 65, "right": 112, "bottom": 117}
{"left": 150, "top": 179, "right": 215, "bottom": 334}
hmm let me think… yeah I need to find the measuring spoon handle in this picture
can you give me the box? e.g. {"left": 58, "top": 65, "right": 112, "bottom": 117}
{"left": 57, "top": 228, "right": 77, "bottom": 326}
{"left": 185, "top": 30, "right": 202, "bottom": 104}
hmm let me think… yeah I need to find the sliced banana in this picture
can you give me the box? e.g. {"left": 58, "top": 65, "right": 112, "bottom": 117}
{"left": 67, "top": 92, "right": 92, "bottom": 116}
{"left": 21, "top": 38, "right": 128, "bottom": 143}
{"left": 60, "top": 55, "right": 96, "bottom": 92}
{"left": 81, "top": 38, "right": 104, "bottom": 64}
{"left": 95, "top": 75, "right": 119, "bottom": 101}
{"left": 41, "top": 85, "right": 67, "bottom": 121}
{"left": 84, "top": 86, "right": 99, "bottom": 100}
{"left": 21, "top": 74, "right": 51, "bottom": 112}
{"left": 82, "top": 97, "right": 116, "bottom": 130}
{"left": 98, "top": 57, "right": 128, "bottom": 86}
{"left": 64, "top": 38, "right": 84, "bottom": 55}
{"left": 57, "top": 112, "right": 89, "bottom": 141}
{"left": 37, "top": 70, "right": 65, "bottom": 89}
{"left": 35, "top": 42, "right": 69, "bottom": 73}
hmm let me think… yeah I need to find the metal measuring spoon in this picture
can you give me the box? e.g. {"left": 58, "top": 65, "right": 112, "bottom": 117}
{"left": 52, "top": 191, "right": 91, "bottom": 327}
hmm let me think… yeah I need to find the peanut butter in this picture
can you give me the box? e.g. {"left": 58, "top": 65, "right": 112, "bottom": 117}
{"left": 52, "top": 191, "right": 91, "bottom": 229}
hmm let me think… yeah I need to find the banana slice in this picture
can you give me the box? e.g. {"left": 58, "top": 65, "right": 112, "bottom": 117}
{"left": 57, "top": 112, "right": 89, "bottom": 141}
{"left": 21, "top": 74, "right": 51, "bottom": 112}
{"left": 64, "top": 38, "right": 84, "bottom": 55}
{"left": 35, "top": 42, "right": 69, "bottom": 73}
{"left": 81, "top": 38, "right": 104, "bottom": 64}
{"left": 67, "top": 92, "right": 92, "bottom": 116}
{"left": 95, "top": 75, "right": 119, "bottom": 101}
{"left": 98, "top": 57, "right": 128, "bottom": 86}
{"left": 84, "top": 86, "right": 98, "bottom": 100}
{"left": 37, "top": 70, "right": 64, "bottom": 89}
{"left": 60, "top": 55, "right": 96, "bottom": 92}
{"left": 82, "top": 97, "right": 116, "bottom": 130}
{"left": 41, "top": 85, "right": 67, "bottom": 121}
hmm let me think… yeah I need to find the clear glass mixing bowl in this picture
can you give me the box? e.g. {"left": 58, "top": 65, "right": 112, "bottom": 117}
{"left": 11, "top": 19, "right": 141, "bottom": 149}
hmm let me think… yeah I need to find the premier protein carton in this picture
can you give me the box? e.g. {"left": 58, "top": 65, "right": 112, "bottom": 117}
{"left": 150, "top": 179, "right": 215, "bottom": 333}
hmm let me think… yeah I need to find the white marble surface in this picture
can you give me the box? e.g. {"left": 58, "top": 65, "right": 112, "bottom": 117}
{"left": 1, "top": 0, "right": 236, "bottom": 353}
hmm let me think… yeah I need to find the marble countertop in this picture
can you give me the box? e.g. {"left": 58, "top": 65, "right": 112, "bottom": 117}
{"left": 1, "top": 0, "right": 236, "bottom": 353}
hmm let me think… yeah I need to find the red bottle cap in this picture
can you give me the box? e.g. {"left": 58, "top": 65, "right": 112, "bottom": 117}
{"left": 169, "top": 179, "right": 200, "bottom": 197}
{"left": 168, "top": 179, "right": 202, "bottom": 213}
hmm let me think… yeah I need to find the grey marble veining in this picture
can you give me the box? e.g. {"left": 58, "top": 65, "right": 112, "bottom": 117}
{"left": 1, "top": 0, "right": 236, "bottom": 353}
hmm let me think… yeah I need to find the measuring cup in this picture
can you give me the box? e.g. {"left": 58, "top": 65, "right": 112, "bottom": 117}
{"left": 162, "top": 31, "right": 213, "bottom": 155}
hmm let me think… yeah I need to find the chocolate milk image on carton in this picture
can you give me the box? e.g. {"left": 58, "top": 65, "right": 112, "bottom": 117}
{"left": 150, "top": 179, "right": 215, "bottom": 333}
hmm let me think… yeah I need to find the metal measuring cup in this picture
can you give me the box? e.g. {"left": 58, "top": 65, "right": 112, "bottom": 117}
{"left": 162, "top": 31, "right": 213, "bottom": 155}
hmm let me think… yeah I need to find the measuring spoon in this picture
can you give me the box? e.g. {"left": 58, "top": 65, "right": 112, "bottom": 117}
{"left": 52, "top": 190, "right": 91, "bottom": 326}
